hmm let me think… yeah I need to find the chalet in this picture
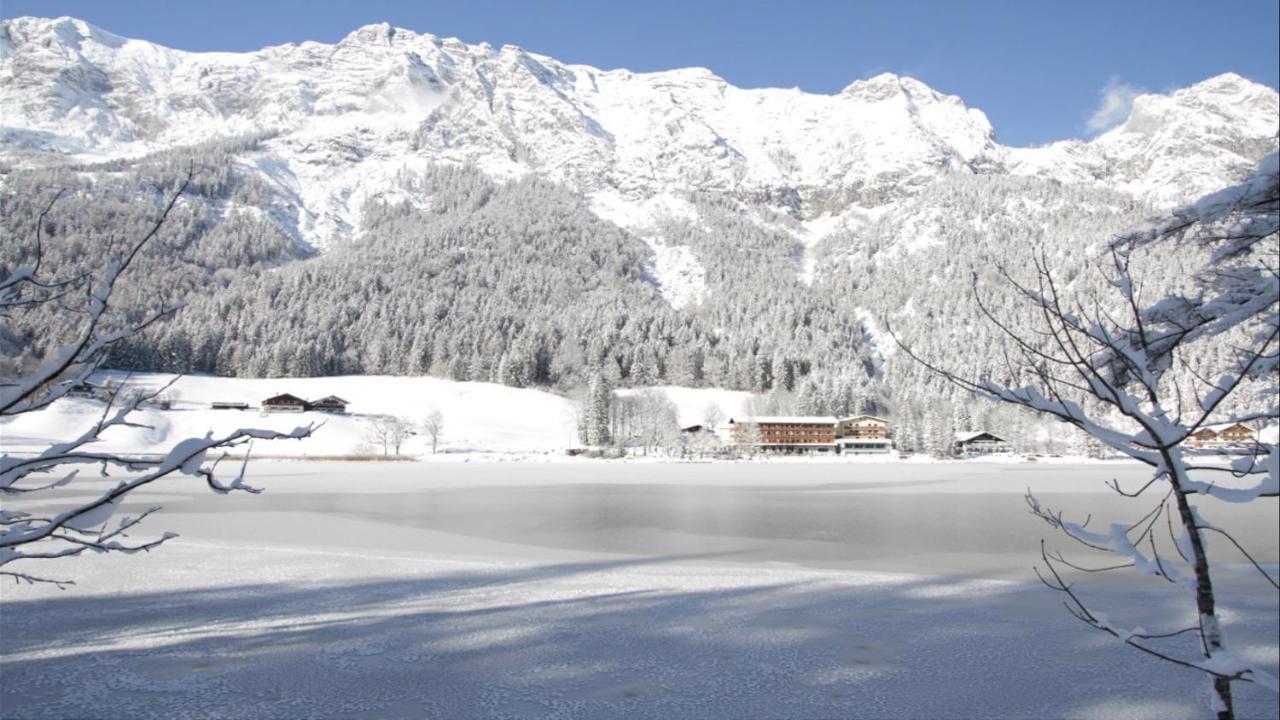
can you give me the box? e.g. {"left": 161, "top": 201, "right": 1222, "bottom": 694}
{"left": 309, "top": 396, "right": 349, "bottom": 414}
{"left": 1188, "top": 428, "right": 1219, "bottom": 448}
{"left": 836, "top": 415, "right": 889, "bottom": 439}
{"left": 731, "top": 416, "right": 839, "bottom": 453}
{"left": 1190, "top": 423, "right": 1257, "bottom": 449}
{"left": 211, "top": 401, "right": 250, "bottom": 411}
{"left": 835, "top": 415, "right": 892, "bottom": 453}
{"left": 261, "top": 393, "right": 308, "bottom": 412}
{"left": 954, "top": 431, "right": 1013, "bottom": 455}
{"left": 1215, "top": 423, "right": 1255, "bottom": 447}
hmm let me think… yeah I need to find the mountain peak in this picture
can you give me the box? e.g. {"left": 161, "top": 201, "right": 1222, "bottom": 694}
{"left": 840, "top": 72, "right": 905, "bottom": 99}
{"left": 839, "top": 73, "right": 954, "bottom": 106}
{"left": 1185, "top": 72, "right": 1262, "bottom": 94}
{"left": 340, "top": 22, "right": 429, "bottom": 47}
{"left": 3, "top": 15, "right": 125, "bottom": 51}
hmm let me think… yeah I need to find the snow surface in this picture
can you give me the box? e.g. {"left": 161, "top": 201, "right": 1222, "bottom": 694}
{"left": 588, "top": 190, "right": 707, "bottom": 309}
{"left": 1, "top": 461, "right": 1276, "bottom": 719}
{"left": 0, "top": 373, "right": 762, "bottom": 458}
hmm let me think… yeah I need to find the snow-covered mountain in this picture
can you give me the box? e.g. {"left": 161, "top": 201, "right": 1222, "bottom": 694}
{"left": 3, "top": 16, "right": 1276, "bottom": 258}
{"left": 2, "top": 16, "right": 1277, "bottom": 430}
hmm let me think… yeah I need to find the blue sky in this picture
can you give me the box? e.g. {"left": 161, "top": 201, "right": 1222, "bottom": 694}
{"left": 4, "top": 0, "right": 1277, "bottom": 147}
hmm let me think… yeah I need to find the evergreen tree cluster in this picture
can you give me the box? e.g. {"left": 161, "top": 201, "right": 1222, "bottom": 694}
{"left": 0, "top": 139, "right": 305, "bottom": 376}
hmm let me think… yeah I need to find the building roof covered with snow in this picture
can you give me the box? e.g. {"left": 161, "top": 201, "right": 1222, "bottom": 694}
{"left": 732, "top": 416, "right": 839, "bottom": 425}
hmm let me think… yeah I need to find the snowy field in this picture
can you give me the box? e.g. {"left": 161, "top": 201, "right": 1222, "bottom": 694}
{"left": 1, "top": 462, "right": 1277, "bottom": 719}
{"left": 0, "top": 373, "right": 757, "bottom": 458}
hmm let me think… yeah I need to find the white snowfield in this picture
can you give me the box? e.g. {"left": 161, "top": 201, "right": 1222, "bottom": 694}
{"left": 1, "top": 373, "right": 577, "bottom": 456}
{"left": 1, "top": 462, "right": 1276, "bottom": 719}
{"left": 0, "top": 373, "right": 762, "bottom": 458}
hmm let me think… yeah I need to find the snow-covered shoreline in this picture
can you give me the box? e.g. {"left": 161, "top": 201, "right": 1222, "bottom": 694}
{"left": 0, "top": 371, "right": 1169, "bottom": 465}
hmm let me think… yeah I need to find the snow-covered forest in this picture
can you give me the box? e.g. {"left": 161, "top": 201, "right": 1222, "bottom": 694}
{"left": 3, "top": 151, "right": 1267, "bottom": 457}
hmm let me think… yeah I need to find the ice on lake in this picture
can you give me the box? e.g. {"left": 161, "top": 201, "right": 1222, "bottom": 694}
{"left": 2, "top": 461, "right": 1277, "bottom": 719}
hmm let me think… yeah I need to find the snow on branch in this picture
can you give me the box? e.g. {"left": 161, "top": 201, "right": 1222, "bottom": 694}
{"left": 0, "top": 171, "right": 316, "bottom": 588}
{"left": 890, "top": 157, "right": 1280, "bottom": 718}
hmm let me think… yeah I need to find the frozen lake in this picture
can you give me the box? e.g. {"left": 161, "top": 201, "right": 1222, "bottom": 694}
{"left": 3, "top": 461, "right": 1278, "bottom": 719}
{"left": 107, "top": 460, "right": 1280, "bottom": 578}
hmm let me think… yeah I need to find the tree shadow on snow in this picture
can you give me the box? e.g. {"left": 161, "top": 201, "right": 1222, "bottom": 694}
{"left": 1, "top": 554, "right": 1277, "bottom": 720}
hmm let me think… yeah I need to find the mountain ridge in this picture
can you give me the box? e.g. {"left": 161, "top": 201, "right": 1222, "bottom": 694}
{"left": 4, "top": 16, "right": 1275, "bottom": 250}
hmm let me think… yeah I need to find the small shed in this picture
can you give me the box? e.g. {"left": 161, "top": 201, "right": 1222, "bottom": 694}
{"left": 262, "top": 393, "right": 308, "bottom": 412}
{"left": 309, "top": 396, "right": 349, "bottom": 414}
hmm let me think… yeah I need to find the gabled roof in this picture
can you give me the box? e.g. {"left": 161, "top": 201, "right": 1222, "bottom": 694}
{"left": 1204, "top": 422, "right": 1253, "bottom": 434}
{"left": 310, "top": 395, "right": 349, "bottom": 404}
{"left": 836, "top": 415, "right": 888, "bottom": 423}
{"left": 262, "top": 393, "right": 307, "bottom": 404}
{"left": 955, "top": 430, "right": 1006, "bottom": 443}
{"left": 735, "top": 416, "right": 839, "bottom": 424}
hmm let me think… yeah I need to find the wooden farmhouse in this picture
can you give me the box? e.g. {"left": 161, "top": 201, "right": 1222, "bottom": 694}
{"left": 261, "top": 393, "right": 308, "bottom": 412}
{"left": 1189, "top": 423, "right": 1256, "bottom": 449}
{"left": 309, "top": 396, "right": 350, "bottom": 414}
{"left": 1215, "top": 423, "right": 1255, "bottom": 446}
{"left": 954, "top": 431, "right": 1013, "bottom": 455}
{"left": 1188, "top": 428, "right": 1220, "bottom": 448}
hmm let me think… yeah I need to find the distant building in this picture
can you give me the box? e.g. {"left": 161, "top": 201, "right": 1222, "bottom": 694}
{"left": 211, "top": 401, "right": 250, "bottom": 410}
{"left": 1215, "top": 423, "right": 1255, "bottom": 446}
{"left": 731, "top": 416, "right": 839, "bottom": 453}
{"left": 680, "top": 424, "right": 705, "bottom": 434}
{"left": 65, "top": 383, "right": 99, "bottom": 399}
{"left": 954, "top": 431, "right": 1013, "bottom": 454}
{"left": 1190, "top": 423, "right": 1256, "bottom": 449}
{"left": 724, "top": 414, "right": 895, "bottom": 454}
{"left": 1188, "top": 428, "right": 1220, "bottom": 448}
{"left": 835, "top": 415, "right": 892, "bottom": 453}
{"left": 309, "top": 396, "right": 349, "bottom": 414}
{"left": 261, "top": 393, "right": 308, "bottom": 412}
{"left": 836, "top": 415, "right": 889, "bottom": 439}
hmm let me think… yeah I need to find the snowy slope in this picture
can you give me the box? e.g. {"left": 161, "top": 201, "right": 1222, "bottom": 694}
{"left": 0, "top": 374, "right": 761, "bottom": 456}
{"left": 0, "top": 373, "right": 579, "bottom": 456}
